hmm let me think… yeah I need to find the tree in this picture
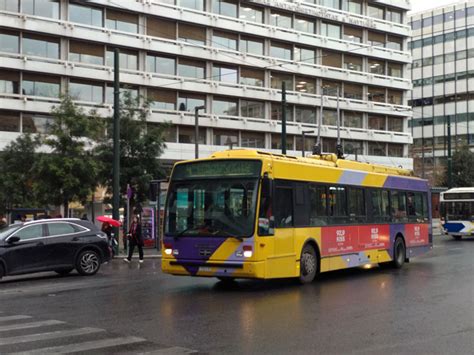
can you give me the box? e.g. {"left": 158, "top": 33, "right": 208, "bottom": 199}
{"left": 440, "top": 145, "right": 474, "bottom": 187}
{"left": 34, "top": 95, "right": 104, "bottom": 216}
{"left": 95, "top": 91, "right": 168, "bottom": 208}
{"left": 0, "top": 134, "right": 41, "bottom": 214}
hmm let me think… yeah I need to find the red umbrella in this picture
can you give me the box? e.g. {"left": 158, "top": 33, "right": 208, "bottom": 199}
{"left": 97, "top": 216, "right": 121, "bottom": 227}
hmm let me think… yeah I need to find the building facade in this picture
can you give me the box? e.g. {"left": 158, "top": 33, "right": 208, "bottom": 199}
{"left": 0, "top": 0, "right": 412, "bottom": 168}
{"left": 409, "top": 0, "right": 474, "bottom": 185}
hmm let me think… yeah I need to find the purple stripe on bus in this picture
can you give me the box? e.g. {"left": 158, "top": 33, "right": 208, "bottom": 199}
{"left": 383, "top": 176, "right": 428, "bottom": 192}
{"left": 337, "top": 170, "right": 367, "bottom": 186}
{"left": 389, "top": 224, "right": 405, "bottom": 259}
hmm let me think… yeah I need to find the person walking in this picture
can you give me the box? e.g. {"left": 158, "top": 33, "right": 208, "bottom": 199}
{"left": 124, "top": 215, "right": 144, "bottom": 263}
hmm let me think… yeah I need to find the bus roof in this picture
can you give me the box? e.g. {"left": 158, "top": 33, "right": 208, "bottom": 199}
{"left": 442, "top": 187, "right": 474, "bottom": 194}
{"left": 209, "top": 149, "right": 414, "bottom": 177}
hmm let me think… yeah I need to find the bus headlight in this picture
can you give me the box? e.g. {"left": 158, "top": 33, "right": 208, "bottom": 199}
{"left": 164, "top": 243, "right": 172, "bottom": 255}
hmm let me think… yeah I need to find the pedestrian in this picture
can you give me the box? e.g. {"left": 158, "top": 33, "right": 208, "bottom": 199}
{"left": 124, "top": 215, "right": 144, "bottom": 263}
{"left": 101, "top": 222, "right": 112, "bottom": 239}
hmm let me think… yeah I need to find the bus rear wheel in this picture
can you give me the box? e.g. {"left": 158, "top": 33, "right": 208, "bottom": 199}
{"left": 299, "top": 244, "right": 318, "bottom": 284}
{"left": 391, "top": 237, "right": 406, "bottom": 269}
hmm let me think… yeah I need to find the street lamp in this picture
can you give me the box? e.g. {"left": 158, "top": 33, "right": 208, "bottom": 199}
{"left": 194, "top": 105, "right": 205, "bottom": 159}
{"left": 301, "top": 130, "right": 315, "bottom": 157}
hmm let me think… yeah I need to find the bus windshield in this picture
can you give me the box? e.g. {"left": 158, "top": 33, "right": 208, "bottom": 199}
{"left": 442, "top": 201, "right": 474, "bottom": 221}
{"left": 165, "top": 178, "right": 259, "bottom": 238}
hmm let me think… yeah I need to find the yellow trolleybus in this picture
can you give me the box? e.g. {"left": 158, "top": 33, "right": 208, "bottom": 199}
{"left": 162, "top": 150, "right": 432, "bottom": 283}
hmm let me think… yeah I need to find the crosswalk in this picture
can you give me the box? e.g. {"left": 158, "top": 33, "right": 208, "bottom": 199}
{"left": 0, "top": 312, "right": 198, "bottom": 354}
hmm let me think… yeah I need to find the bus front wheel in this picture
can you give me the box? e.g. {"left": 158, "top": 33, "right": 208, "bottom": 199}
{"left": 299, "top": 244, "right": 318, "bottom": 284}
{"left": 391, "top": 237, "right": 406, "bottom": 269}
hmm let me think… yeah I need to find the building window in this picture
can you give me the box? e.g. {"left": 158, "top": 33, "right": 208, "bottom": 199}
{"left": 239, "top": 5, "right": 263, "bottom": 23}
{"left": 322, "top": 50, "right": 342, "bottom": 68}
{"left": 343, "top": 83, "right": 363, "bottom": 100}
{"left": 0, "top": 111, "right": 20, "bottom": 132}
{"left": 270, "top": 72, "right": 293, "bottom": 90}
{"left": 295, "top": 47, "right": 315, "bottom": 64}
{"left": 213, "top": 129, "right": 238, "bottom": 146}
{"left": 388, "top": 62, "right": 402, "bottom": 78}
{"left": 368, "top": 31, "right": 385, "bottom": 47}
{"left": 368, "top": 142, "right": 386, "bottom": 156}
{"left": 0, "top": 70, "right": 19, "bottom": 94}
{"left": 0, "top": 0, "right": 19, "bottom": 12}
{"left": 178, "top": 125, "right": 206, "bottom": 144}
{"left": 162, "top": 125, "right": 177, "bottom": 143}
{"left": 368, "top": 115, "right": 386, "bottom": 130}
{"left": 240, "top": 68, "right": 264, "bottom": 87}
{"left": 240, "top": 36, "right": 263, "bottom": 55}
{"left": 343, "top": 112, "right": 363, "bottom": 128}
{"left": 69, "top": 80, "right": 104, "bottom": 103}
{"left": 241, "top": 131, "right": 264, "bottom": 148}
{"left": 212, "top": 31, "right": 238, "bottom": 51}
{"left": 212, "top": 65, "right": 238, "bottom": 83}
{"left": 22, "top": 74, "right": 60, "bottom": 98}
{"left": 22, "top": 0, "right": 59, "bottom": 18}
{"left": 69, "top": 3, "right": 103, "bottom": 27}
{"left": 106, "top": 9, "right": 138, "bottom": 33}
{"left": 388, "top": 144, "right": 403, "bottom": 157}
{"left": 343, "top": 26, "right": 362, "bottom": 43}
{"left": 178, "top": 58, "right": 205, "bottom": 78}
{"left": 270, "top": 41, "right": 293, "bottom": 60}
{"left": 106, "top": 48, "right": 138, "bottom": 70}
{"left": 368, "top": 4, "right": 385, "bottom": 20}
{"left": 368, "top": 59, "right": 385, "bottom": 75}
{"left": 296, "top": 135, "right": 316, "bottom": 152}
{"left": 147, "top": 54, "right": 175, "bottom": 75}
{"left": 212, "top": 0, "right": 237, "bottom": 18}
{"left": 387, "top": 8, "right": 402, "bottom": 23}
{"left": 295, "top": 76, "right": 315, "bottom": 94}
{"left": 323, "top": 137, "right": 336, "bottom": 153}
{"left": 69, "top": 41, "right": 104, "bottom": 65}
{"left": 271, "top": 134, "right": 294, "bottom": 150}
{"left": 388, "top": 116, "right": 403, "bottom": 132}
{"left": 105, "top": 86, "right": 138, "bottom": 103}
{"left": 321, "top": 22, "right": 341, "bottom": 39}
{"left": 387, "top": 90, "right": 403, "bottom": 105}
{"left": 212, "top": 97, "right": 238, "bottom": 116}
{"left": 344, "top": 55, "right": 362, "bottom": 71}
{"left": 148, "top": 89, "right": 176, "bottom": 110}
{"left": 322, "top": 80, "right": 339, "bottom": 96}
{"left": 178, "top": 23, "right": 206, "bottom": 45}
{"left": 270, "top": 11, "right": 292, "bottom": 29}
{"left": 271, "top": 103, "right": 294, "bottom": 121}
{"left": 321, "top": 0, "right": 340, "bottom": 10}
{"left": 295, "top": 16, "right": 315, "bottom": 33}
{"left": 345, "top": 0, "right": 362, "bottom": 14}
{"left": 22, "top": 33, "right": 59, "bottom": 59}
{"left": 323, "top": 109, "right": 337, "bottom": 126}
{"left": 295, "top": 106, "right": 316, "bottom": 124}
{"left": 147, "top": 17, "right": 176, "bottom": 39}
{"left": 178, "top": 0, "right": 205, "bottom": 11}
{"left": 178, "top": 93, "right": 206, "bottom": 112}
{"left": 343, "top": 140, "right": 363, "bottom": 155}
{"left": 0, "top": 29, "right": 19, "bottom": 53}
{"left": 241, "top": 100, "right": 265, "bottom": 118}
{"left": 367, "top": 87, "right": 385, "bottom": 102}
{"left": 22, "top": 113, "right": 54, "bottom": 134}
{"left": 387, "top": 35, "right": 403, "bottom": 51}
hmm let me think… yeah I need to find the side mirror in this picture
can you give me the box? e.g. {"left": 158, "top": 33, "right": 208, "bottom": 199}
{"left": 261, "top": 174, "right": 273, "bottom": 199}
{"left": 7, "top": 236, "right": 20, "bottom": 244}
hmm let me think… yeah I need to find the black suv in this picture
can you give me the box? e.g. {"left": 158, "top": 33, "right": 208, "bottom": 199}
{"left": 0, "top": 219, "right": 111, "bottom": 279}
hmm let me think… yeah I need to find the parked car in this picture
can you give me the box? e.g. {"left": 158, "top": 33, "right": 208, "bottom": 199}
{"left": 0, "top": 218, "right": 111, "bottom": 279}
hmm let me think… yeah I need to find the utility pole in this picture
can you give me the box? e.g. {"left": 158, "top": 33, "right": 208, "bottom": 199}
{"left": 281, "top": 81, "right": 287, "bottom": 155}
{"left": 301, "top": 130, "right": 315, "bottom": 157}
{"left": 112, "top": 48, "right": 120, "bottom": 254}
{"left": 336, "top": 85, "right": 344, "bottom": 159}
{"left": 194, "top": 105, "right": 205, "bottom": 159}
{"left": 313, "top": 92, "right": 323, "bottom": 155}
{"left": 447, "top": 115, "right": 452, "bottom": 188}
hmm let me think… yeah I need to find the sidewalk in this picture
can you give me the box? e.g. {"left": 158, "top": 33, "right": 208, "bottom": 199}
{"left": 116, "top": 248, "right": 162, "bottom": 259}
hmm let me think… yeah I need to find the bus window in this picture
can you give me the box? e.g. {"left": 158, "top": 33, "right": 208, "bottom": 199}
{"left": 407, "top": 192, "right": 424, "bottom": 222}
{"left": 328, "top": 186, "right": 347, "bottom": 224}
{"left": 275, "top": 187, "right": 293, "bottom": 227}
{"left": 348, "top": 188, "right": 365, "bottom": 223}
{"left": 391, "top": 191, "right": 407, "bottom": 222}
{"left": 370, "top": 189, "right": 391, "bottom": 223}
{"left": 309, "top": 184, "right": 327, "bottom": 226}
{"left": 422, "top": 192, "right": 429, "bottom": 221}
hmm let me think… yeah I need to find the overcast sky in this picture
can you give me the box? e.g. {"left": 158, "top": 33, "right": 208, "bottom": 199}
{"left": 409, "top": 0, "right": 463, "bottom": 13}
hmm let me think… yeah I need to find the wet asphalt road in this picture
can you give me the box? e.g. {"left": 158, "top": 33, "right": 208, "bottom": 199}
{"left": 0, "top": 234, "right": 473, "bottom": 354}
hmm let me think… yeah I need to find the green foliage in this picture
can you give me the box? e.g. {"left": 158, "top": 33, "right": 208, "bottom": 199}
{"left": 95, "top": 91, "right": 167, "bottom": 205}
{"left": 451, "top": 145, "right": 474, "bottom": 187}
{"left": 0, "top": 134, "right": 41, "bottom": 213}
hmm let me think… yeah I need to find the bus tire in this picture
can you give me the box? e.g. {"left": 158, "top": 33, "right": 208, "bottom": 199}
{"left": 0, "top": 264, "right": 4, "bottom": 280}
{"left": 391, "top": 237, "right": 406, "bottom": 269}
{"left": 299, "top": 244, "right": 318, "bottom": 284}
{"left": 452, "top": 235, "right": 462, "bottom": 240}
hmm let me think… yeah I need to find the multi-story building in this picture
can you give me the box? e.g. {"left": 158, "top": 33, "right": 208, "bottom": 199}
{"left": 409, "top": 0, "right": 474, "bottom": 185}
{"left": 0, "top": 0, "right": 412, "bottom": 168}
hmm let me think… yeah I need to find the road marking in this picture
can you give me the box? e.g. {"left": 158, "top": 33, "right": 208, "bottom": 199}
{"left": 0, "top": 320, "right": 64, "bottom": 332}
{"left": 0, "top": 315, "right": 32, "bottom": 322}
{"left": 140, "top": 346, "right": 199, "bottom": 354}
{"left": 0, "top": 327, "right": 104, "bottom": 346}
{"left": 11, "top": 336, "right": 146, "bottom": 354}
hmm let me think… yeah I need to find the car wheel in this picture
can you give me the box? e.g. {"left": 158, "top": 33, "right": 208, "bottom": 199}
{"left": 76, "top": 250, "right": 101, "bottom": 276}
{"left": 299, "top": 244, "right": 318, "bottom": 284}
{"left": 391, "top": 237, "right": 406, "bottom": 269}
{"left": 55, "top": 268, "right": 73, "bottom": 276}
{"left": 0, "top": 264, "right": 4, "bottom": 279}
